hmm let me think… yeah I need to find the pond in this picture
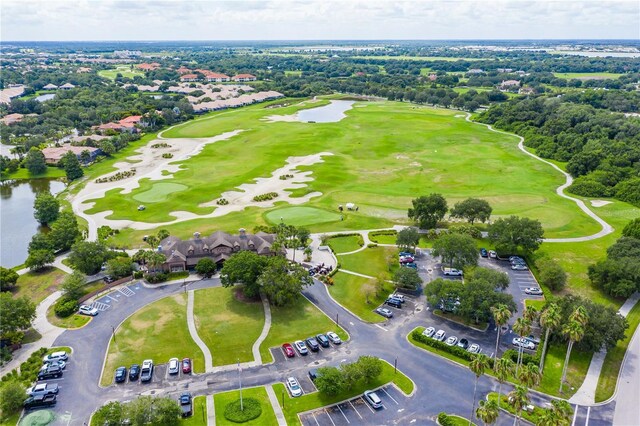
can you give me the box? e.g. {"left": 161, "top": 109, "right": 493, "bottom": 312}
{"left": 297, "top": 100, "right": 354, "bottom": 123}
{"left": 35, "top": 93, "right": 56, "bottom": 102}
{"left": 0, "top": 179, "right": 66, "bottom": 268}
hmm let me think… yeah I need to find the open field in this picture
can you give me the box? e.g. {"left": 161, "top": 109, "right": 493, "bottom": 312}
{"left": 553, "top": 72, "right": 624, "bottom": 80}
{"left": 264, "top": 206, "right": 340, "bottom": 227}
{"left": 213, "top": 387, "right": 278, "bottom": 426}
{"left": 259, "top": 296, "right": 348, "bottom": 363}
{"left": 337, "top": 245, "right": 398, "bottom": 278}
{"left": 98, "top": 65, "right": 145, "bottom": 80}
{"left": 100, "top": 294, "right": 205, "bottom": 386}
{"left": 193, "top": 287, "right": 265, "bottom": 366}
{"left": 351, "top": 55, "right": 484, "bottom": 61}
{"left": 328, "top": 272, "right": 394, "bottom": 323}
{"left": 13, "top": 267, "right": 68, "bottom": 305}
{"left": 2, "top": 166, "right": 67, "bottom": 180}
{"left": 326, "top": 234, "right": 363, "bottom": 254}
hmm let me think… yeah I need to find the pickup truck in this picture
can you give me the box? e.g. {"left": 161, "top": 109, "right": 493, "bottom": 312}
{"left": 179, "top": 392, "right": 193, "bottom": 417}
{"left": 37, "top": 365, "right": 63, "bottom": 380}
{"left": 26, "top": 383, "right": 59, "bottom": 396}
{"left": 24, "top": 394, "right": 57, "bottom": 409}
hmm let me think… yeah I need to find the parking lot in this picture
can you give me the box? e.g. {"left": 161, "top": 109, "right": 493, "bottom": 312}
{"left": 89, "top": 282, "right": 143, "bottom": 312}
{"left": 373, "top": 293, "right": 422, "bottom": 327}
{"left": 299, "top": 384, "right": 405, "bottom": 425}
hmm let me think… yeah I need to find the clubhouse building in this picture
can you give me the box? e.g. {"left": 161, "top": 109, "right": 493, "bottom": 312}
{"left": 158, "top": 229, "right": 280, "bottom": 272}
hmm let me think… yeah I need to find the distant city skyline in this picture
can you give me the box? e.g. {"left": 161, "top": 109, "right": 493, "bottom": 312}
{"left": 1, "top": 0, "right": 639, "bottom": 42}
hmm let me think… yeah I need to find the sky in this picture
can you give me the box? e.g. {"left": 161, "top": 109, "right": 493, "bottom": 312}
{"left": 2, "top": 0, "right": 639, "bottom": 41}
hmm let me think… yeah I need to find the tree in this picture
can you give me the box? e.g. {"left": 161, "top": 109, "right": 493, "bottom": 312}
{"left": 33, "top": 192, "right": 60, "bottom": 225}
{"left": 518, "top": 363, "right": 541, "bottom": 388}
{"left": 393, "top": 267, "right": 422, "bottom": 291}
{"left": 0, "top": 267, "right": 19, "bottom": 291}
{"left": 408, "top": 193, "right": 448, "bottom": 229}
{"left": 0, "top": 381, "right": 27, "bottom": 418}
{"left": 145, "top": 251, "right": 166, "bottom": 275}
{"left": 48, "top": 211, "right": 80, "bottom": 251}
{"left": 29, "top": 233, "right": 53, "bottom": 252}
{"left": 258, "top": 256, "right": 313, "bottom": 306}
{"left": 61, "top": 271, "right": 86, "bottom": 301}
{"left": 340, "top": 361, "right": 363, "bottom": 390}
{"left": 195, "top": 258, "right": 217, "bottom": 278}
{"left": 106, "top": 257, "right": 133, "bottom": 278}
{"left": 127, "top": 395, "right": 181, "bottom": 426}
{"left": 476, "top": 399, "right": 499, "bottom": 425}
{"left": 356, "top": 355, "right": 383, "bottom": 383}
{"left": 92, "top": 401, "right": 126, "bottom": 426}
{"left": 491, "top": 304, "right": 512, "bottom": 364}
{"left": 488, "top": 216, "right": 544, "bottom": 255}
{"left": 469, "top": 267, "right": 510, "bottom": 291}
{"left": 507, "top": 385, "right": 530, "bottom": 426}
{"left": 396, "top": 227, "right": 420, "bottom": 251}
{"left": 24, "top": 147, "right": 46, "bottom": 174}
{"left": 157, "top": 229, "right": 170, "bottom": 241}
{"left": 61, "top": 151, "right": 84, "bottom": 180}
{"left": 296, "top": 228, "right": 311, "bottom": 247}
{"left": 559, "top": 310, "right": 587, "bottom": 394}
{"left": 450, "top": 198, "right": 492, "bottom": 224}
{"left": 539, "top": 303, "right": 562, "bottom": 371}
{"left": 68, "top": 241, "right": 110, "bottom": 274}
{"left": 432, "top": 233, "right": 478, "bottom": 270}
{"left": 469, "top": 354, "right": 490, "bottom": 425}
{"left": 0, "top": 293, "right": 36, "bottom": 343}
{"left": 315, "top": 366, "right": 345, "bottom": 395}
{"left": 25, "top": 248, "right": 55, "bottom": 271}
{"left": 622, "top": 218, "right": 640, "bottom": 239}
{"left": 537, "top": 258, "right": 567, "bottom": 291}
{"left": 513, "top": 317, "right": 531, "bottom": 376}
{"left": 494, "top": 357, "right": 514, "bottom": 410}
{"left": 220, "top": 251, "right": 268, "bottom": 298}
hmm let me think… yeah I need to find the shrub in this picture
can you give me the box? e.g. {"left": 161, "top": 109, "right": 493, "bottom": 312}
{"left": 151, "top": 143, "right": 170, "bottom": 148}
{"left": 161, "top": 153, "right": 173, "bottom": 159}
{"left": 223, "top": 397, "right": 262, "bottom": 423}
{"left": 502, "top": 348, "right": 540, "bottom": 366}
{"left": 144, "top": 273, "right": 168, "bottom": 283}
{"left": 567, "top": 177, "right": 613, "bottom": 198}
{"left": 54, "top": 297, "right": 79, "bottom": 318}
{"left": 216, "top": 198, "right": 229, "bottom": 205}
{"left": 252, "top": 192, "right": 279, "bottom": 202}
{"left": 437, "top": 412, "right": 459, "bottom": 426}
{"left": 367, "top": 243, "right": 378, "bottom": 248}
{"left": 133, "top": 271, "right": 144, "bottom": 279}
{"left": 448, "top": 223, "right": 482, "bottom": 239}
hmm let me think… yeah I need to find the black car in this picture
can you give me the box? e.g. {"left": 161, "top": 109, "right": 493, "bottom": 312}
{"left": 37, "top": 365, "right": 62, "bottom": 380}
{"left": 129, "top": 364, "right": 140, "bottom": 381}
{"left": 457, "top": 338, "right": 469, "bottom": 349}
{"left": 104, "top": 275, "right": 116, "bottom": 283}
{"left": 115, "top": 366, "right": 127, "bottom": 383}
{"left": 24, "top": 394, "right": 57, "bottom": 410}
{"left": 385, "top": 298, "right": 402, "bottom": 308}
{"left": 315, "top": 334, "right": 330, "bottom": 348}
{"left": 308, "top": 369, "right": 318, "bottom": 381}
{"left": 305, "top": 337, "right": 320, "bottom": 352}
{"left": 179, "top": 392, "right": 193, "bottom": 417}
{"left": 480, "top": 248, "right": 488, "bottom": 258}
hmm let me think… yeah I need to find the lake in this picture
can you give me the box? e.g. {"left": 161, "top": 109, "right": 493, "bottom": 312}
{"left": 297, "top": 100, "right": 354, "bottom": 123}
{"left": 0, "top": 179, "right": 66, "bottom": 268}
{"left": 35, "top": 93, "right": 56, "bottom": 102}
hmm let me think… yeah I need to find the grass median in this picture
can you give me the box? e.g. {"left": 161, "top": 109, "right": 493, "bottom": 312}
{"left": 328, "top": 272, "right": 393, "bottom": 323}
{"left": 213, "top": 386, "right": 277, "bottom": 426}
{"left": 337, "top": 245, "right": 398, "bottom": 278}
{"left": 327, "top": 234, "right": 364, "bottom": 254}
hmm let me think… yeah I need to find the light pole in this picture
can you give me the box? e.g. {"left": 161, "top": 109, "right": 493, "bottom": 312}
{"left": 394, "top": 357, "right": 397, "bottom": 374}
{"left": 335, "top": 313, "right": 339, "bottom": 327}
{"left": 111, "top": 325, "right": 116, "bottom": 343}
{"left": 238, "top": 359, "right": 243, "bottom": 411}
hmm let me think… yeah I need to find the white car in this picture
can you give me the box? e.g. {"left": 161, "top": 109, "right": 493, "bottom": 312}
{"left": 489, "top": 250, "right": 497, "bottom": 259}
{"left": 434, "top": 330, "right": 446, "bottom": 341}
{"left": 26, "top": 383, "right": 59, "bottom": 396}
{"left": 78, "top": 304, "right": 99, "bottom": 316}
{"left": 468, "top": 344, "right": 482, "bottom": 354}
{"left": 389, "top": 293, "right": 405, "bottom": 302}
{"left": 422, "top": 327, "right": 436, "bottom": 338}
{"left": 512, "top": 338, "right": 535, "bottom": 350}
{"left": 42, "top": 360, "right": 66, "bottom": 370}
{"left": 168, "top": 357, "right": 180, "bottom": 374}
{"left": 294, "top": 340, "right": 309, "bottom": 355}
{"left": 512, "top": 264, "right": 529, "bottom": 271}
{"left": 445, "top": 336, "right": 458, "bottom": 346}
{"left": 326, "top": 331, "right": 342, "bottom": 345}
{"left": 442, "top": 267, "right": 463, "bottom": 276}
{"left": 286, "top": 377, "right": 303, "bottom": 397}
{"left": 524, "top": 287, "right": 543, "bottom": 295}
{"left": 43, "top": 351, "right": 68, "bottom": 363}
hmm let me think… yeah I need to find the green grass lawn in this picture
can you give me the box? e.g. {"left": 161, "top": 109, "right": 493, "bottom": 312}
{"left": 553, "top": 72, "right": 624, "bottom": 80}
{"left": 487, "top": 392, "right": 542, "bottom": 424}
{"left": 100, "top": 294, "right": 205, "bottom": 386}
{"left": 368, "top": 231, "right": 397, "bottom": 245}
{"left": 46, "top": 308, "right": 92, "bottom": 328}
{"left": 328, "top": 272, "right": 394, "bottom": 323}
{"left": 1, "top": 166, "right": 66, "bottom": 180}
{"left": 264, "top": 206, "right": 341, "bottom": 227}
{"left": 213, "top": 387, "right": 277, "bottom": 426}
{"left": 337, "top": 245, "right": 398, "bottom": 279}
{"left": 98, "top": 66, "right": 145, "bottom": 80}
{"left": 133, "top": 182, "right": 188, "bottom": 203}
{"left": 12, "top": 267, "right": 68, "bottom": 305}
{"left": 259, "top": 296, "right": 348, "bottom": 363}
{"left": 273, "top": 360, "right": 414, "bottom": 426}
{"left": 327, "top": 235, "right": 363, "bottom": 254}
{"left": 524, "top": 299, "right": 547, "bottom": 311}
{"left": 181, "top": 396, "right": 207, "bottom": 426}
{"left": 439, "top": 413, "right": 477, "bottom": 426}
{"left": 193, "top": 287, "right": 265, "bottom": 366}
{"left": 595, "top": 300, "right": 640, "bottom": 402}
{"left": 285, "top": 70, "right": 303, "bottom": 76}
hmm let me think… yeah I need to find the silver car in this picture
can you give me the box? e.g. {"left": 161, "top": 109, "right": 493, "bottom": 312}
{"left": 434, "top": 329, "right": 446, "bottom": 341}
{"left": 445, "top": 336, "right": 458, "bottom": 346}
{"left": 168, "top": 357, "right": 180, "bottom": 375}
{"left": 422, "top": 327, "right": 436, "bottom": 338}
{"left": 286, "top": 377, "right": 303, "bottom": 397}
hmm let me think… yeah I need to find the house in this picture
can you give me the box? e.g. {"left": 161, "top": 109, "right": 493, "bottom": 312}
{"left": 42, "top": 146, "right": 101, "bottom": 165}
{"left": 467, "top": 69, "right": 484, "bottom": 75}
{"left": 519, "top": 87, "right": 536, "bottom": 95}
{"left": 497, "top": 68, "right": 514, "bottom": 73}
{"left": 59, "top": 83, "right": 76, "bottom": 90}
{"left": 180, "top": 74, "right": 199, "bottom": 82}
{"left": 157, "top": 229, "right": 281, "bottom": 272}
{"left": 42, "top": 84, "right": 58, "bottom": 90}
{"left": 499, "top": 80, "right": 521, "bottom": 91}
{"left": 204, "top": 72, "right": 230, "bottom": 83}
{"left": 231, "top": 74, "right": 256, "bottom": 82}
{"left": 137, "top": 63, "right": 160, "bottom": 71}
{"left": 0, "top": 113, "right": 24, "bottom": 125}
{"left": 177, "top": 66, "right": 192, "bottom": 75}
{"left": 118, "top": 115, "right": 142, "bottom": 127}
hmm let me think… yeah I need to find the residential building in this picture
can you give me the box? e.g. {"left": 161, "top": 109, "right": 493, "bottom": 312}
{"left": 499, "top": 80, "right": 521, "bottom": 90}
{"left": 42, "top": 84, "right": 58, "bottom": 90}
{"left": 204, "top": 72, "right": 231, "bottom": 83}
{"left": 59, "top": 83, "right": 76, "bottom": 90}
{"left": 137, "top": 63, "right": 161, "bottom": 71}
{"left": 42, "top": 146, "right": 101, "bottom": 165}
{"left": 0, "top": 113, "right": 24, "bottom": 125}
{"left": 180, "top": 74, "right": 199, "bottom": 82}
{"left": 231, "top": 74, "right": 257, "bottom": 82}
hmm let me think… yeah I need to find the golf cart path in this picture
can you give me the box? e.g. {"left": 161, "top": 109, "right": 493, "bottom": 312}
{"left": 187, "top": 289, "right": 214, "bottom": 372}
{"left": 250, "top": 294, "right": 272, "bottom": 365}
{"left": 466, "top": 114, "right": 614, "bottom": 243}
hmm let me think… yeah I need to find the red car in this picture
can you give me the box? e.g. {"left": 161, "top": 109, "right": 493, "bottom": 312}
{"left": 182, "top": 358, "right": 191, "bottom": 374}
{"left": 282, "top": 343, "right": 295, "bottom": 358}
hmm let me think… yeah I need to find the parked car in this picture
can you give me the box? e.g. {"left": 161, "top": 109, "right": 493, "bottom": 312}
{"left": 24, "top": 394, "right": 57, "bottom": 410}
{"left": 442, "top": 267, "right": 463, "bottom": 276}
{"left": 326, "top": 331, "right": 342, "bottom": 345}
{"left": 26, "top": 383, "right": 59, "bottom": 397}
{"left": 168, "top": 358, "right": 180, "bottom": 375}
{"left": 363, "top": 390, "right": 383, "bottom": 409}
{"left": 115, "top": 366, "right": 127, "bottom": 383}
{"left": 42, "top": 360, "right": 66, "bottom": 370}
{"left": 399, "top": 256, "right": 414, "bottom": 264}
{"left": 512, "top": 264, "right": 528, "bottom": 271}
{"left": 104, "top": 276, "right": 116, "bottom": 283}
{"left": 308, "top": 369, "right": 318, "bottom": 381}
{"left": 445, "top": 336, "right": 458, "bottom": 346}
{"left": 43, "top": 351, "right": 68, "bottom": 363}
{"left": 468, "top": 344, "right": 482, "bottom": 354}
{"left": 282, "top": 343, "right": 295, "bottom": 358}
{"left": 387, "top": 295, "right": 404, "bottom": 304}
{"left": 524, "top": 287, "right": 543, "bottom": 295}
{"left": 376, "top": 307, "right": 393, "bottom": 318}
{"left": 78, "top": 304, "right": 99, "bottom": 316}
{"left": 489, "top": 250, "right": 497, "bottom": 259}
{"left": 512, "top": 338, "right": 536, "bottom": 350}
{"left": 526, "top": 335, "right": 541, "bottom": 345}
{"left": 480, "top": 248, "right": 488, "bottom": 258}
{"left": 434, "top": 329, "right": 446, "bottom": 341}
{"left": 457, "top": 338, "right": 469, "bottom": 349}
{"left": 305, "top": 337, "right": 320, "bottom": 352}
{"left": 385, "top": 298, "right": 402, "bottom": 308}
{"left": 129, "top": 364, "right": 140, "bottom": 381}
{"left": 399, "top": 252, "right": 413, "bottom": 257}
{"left": 294, "top": 340, "right": 308, "bottom": 355}
{"left": 179, "top": 392, "right": 193, "bottom": 417}
{"left": 403, "top": 262, "right": 418, "bottom": 269}
{"left": 423, "top": 327, "right": 436, "bottom": 338}
{"left": 389, "top": 293, "right": 405, "bottom": 303}
{"left": 286, "top": 377, "right": 303, "bottom": 397}
{"left": 37, "top": 365, "right": 63, "bottom": 380}
{"left": 509, "top": 256, "right": 524, "bottom": 262}
{"left": 182, "top": 358, "right": 192, "bottom": 374}
{"left": 316, "top": 334, "right": 330, "bottom": 348}
{"left": 140, "top": 359, "right": 154, "bottom": 382}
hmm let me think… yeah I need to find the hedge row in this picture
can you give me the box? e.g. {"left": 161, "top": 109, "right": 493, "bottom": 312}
{"left": 411, "top": 330, "right": 494, "bottom": 367}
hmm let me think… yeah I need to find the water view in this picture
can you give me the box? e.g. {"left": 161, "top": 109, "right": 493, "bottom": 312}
{"left": 35, "top": 93, "right": 56, "bottom": 102}
{"left": 297, "top": 100, "right": 354, "bottom": 123}
{"left": 0, "top": 179, "right": 66, "bottom": 268}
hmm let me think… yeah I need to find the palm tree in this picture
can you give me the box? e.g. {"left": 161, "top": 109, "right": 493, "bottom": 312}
{"left": 572, "top": 305, "right": 589, "bottom": 326}
{"left": 512, "top": 317, "right": 531, "bottom": 376}
{"left": 491, "top": 304, "right": 512, "bottom": 363}
{"left": 523, "top": 306, "right": 539, "bottom": 324}
{"left": 536, "top": 400, "right": 573, "bottom": 426}
{"left": 539, "top": 303, "right": 561, "bottom": 371}
{"left": 469, "top": 354, "right": 491, "bottom": 425}
{"left": 493, "top": 356, "right": 515, "bottom": 409}
{"left": 559, "top": 318, "right": 586, "bottom": 394}
{"left": 536, "top": 408, "right": 559, "bottom": 426}
{"left": 507, "top": 385, "right": 530, "bottom": 426}
{"left": 518, "top": 363, "right": 542, "bottom": 389}
{"left": 476, "top": 399, "right": 500, "bottom": 425}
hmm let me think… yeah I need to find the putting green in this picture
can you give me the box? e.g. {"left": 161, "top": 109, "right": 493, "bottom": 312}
{"left": 265, "top": 206, "right": 341, "bottom": 226}
{"left": 132, "top": 182, "right": 188, "bottom": 203}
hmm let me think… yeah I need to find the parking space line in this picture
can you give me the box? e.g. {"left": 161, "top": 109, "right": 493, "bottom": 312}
{"left": 311, "top": 412, "right": 320, "bottom": 426}
{"left": 324, "top": 409, "right": 336, "bottom": 426}
{"left": 118, "top": 287, "right": 135, "bottom": 297}
{"left": 336, "top": 405, "right": 350, "bottom": 424}
{"left": 374, "top": 324, "right": 388, "bottom": 332}
{"left": 572, "top": 405, "right": 579, "bottom": 426}
{"left": 348, "top": 400, "right": 363, "bottom": 419}
{"left": 585, "top": 406, "right": 590, "bottom": 426}
{"left": 91, "top": 301, "right": 110, "bottom": 311}
{"left": 381, "top": 387, "right": 399, "bottom": 405}
{"left": 361, "top": 397, "right": 375, "bottom": 413}
{"left": 106, "top": 294, "right": 118, "bottom": 303}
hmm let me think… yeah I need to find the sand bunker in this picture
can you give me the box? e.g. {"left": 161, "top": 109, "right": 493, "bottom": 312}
{"left": 590, "top": 200, "right": 613, "bottom": 207}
